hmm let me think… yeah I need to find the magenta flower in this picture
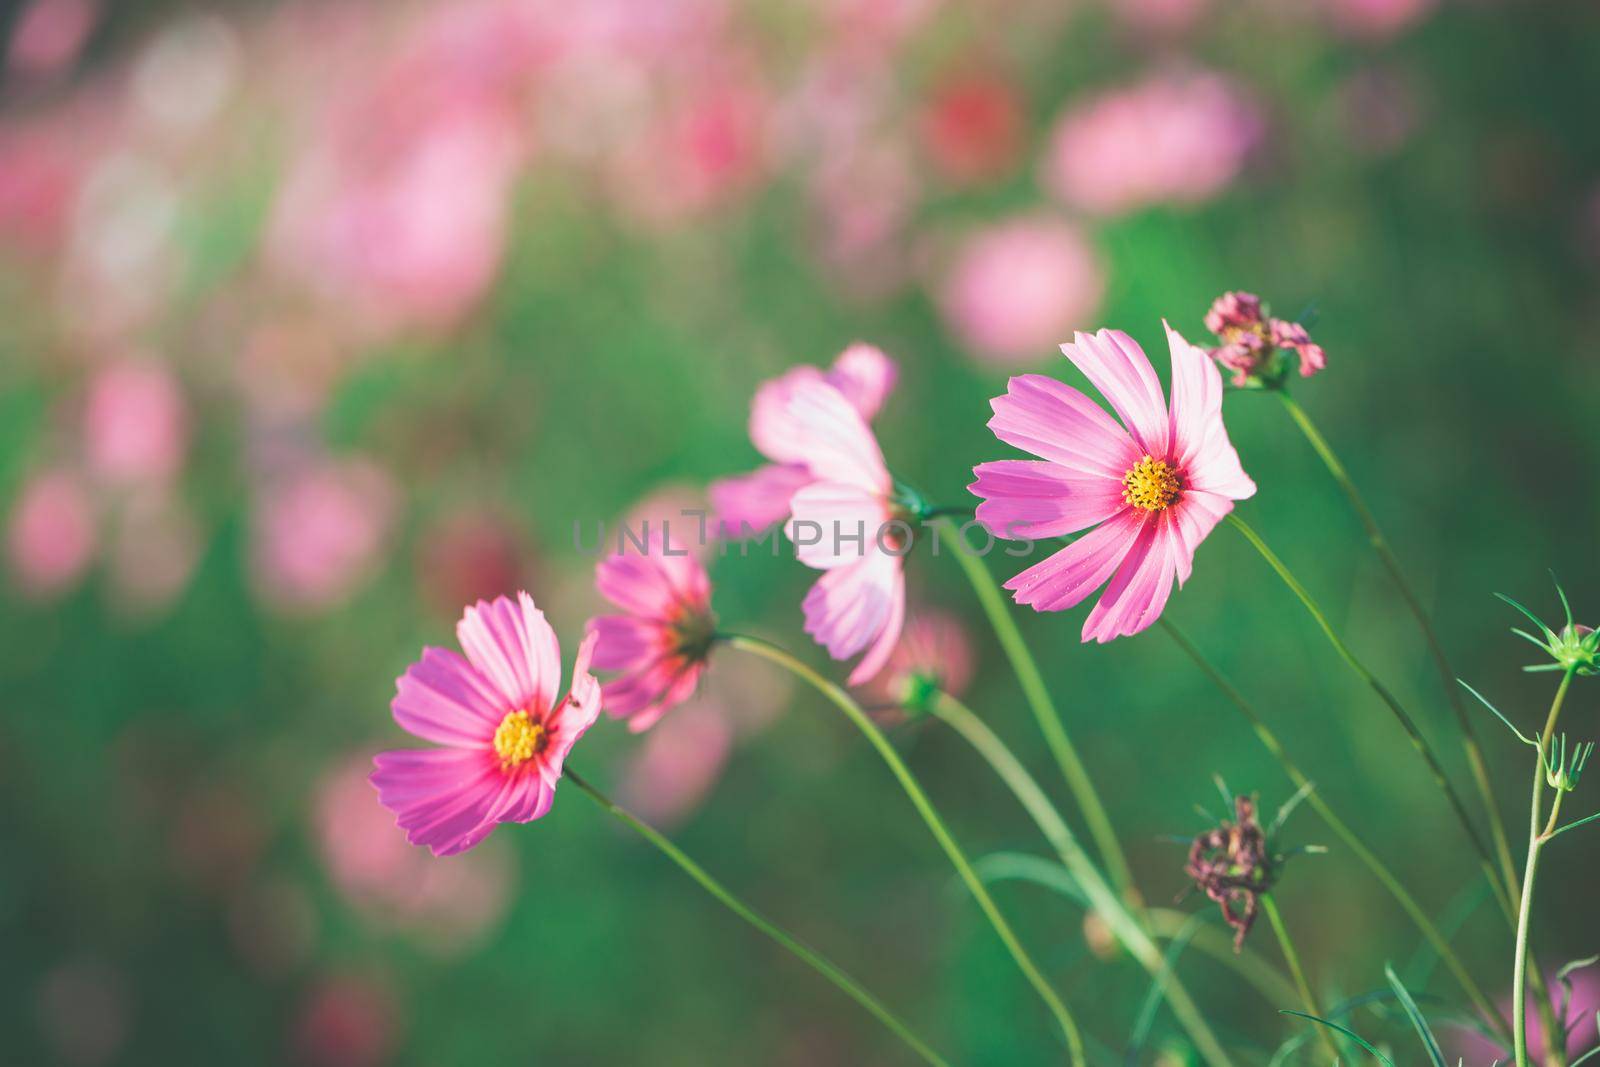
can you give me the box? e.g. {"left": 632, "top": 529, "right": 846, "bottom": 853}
{"left": 371, "top": 593, "right": 601, "bottom": 857}
{"left": 588, "top": 528, "right": 717, "bottom": 733}
{"left": 1203, "top": 291, "right": 1325, "bottom": 387}
{"left": 709, "top": 343, "right": 897, "bottom": 536}
{"left": 782, "top": 377, "right": 906, "bottom": 684}
{"left": 971, "top": 325, "right": 1256, "bottom": 642}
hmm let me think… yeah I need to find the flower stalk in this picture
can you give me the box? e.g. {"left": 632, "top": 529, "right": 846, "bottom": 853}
{"left": 566, "top": 769, "right": 950, "bottom": 1067}
{"left": 1261, "top": 893, "right": 1339, "bottom": 1063}
{"left": 726, "top": 633, "right": 1086, "bottom": 1064}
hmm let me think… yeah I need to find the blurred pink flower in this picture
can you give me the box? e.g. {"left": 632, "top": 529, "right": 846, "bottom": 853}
{"left": 5, "top": 0, "right": 98, "bottom": 81}
{"left": 861, "top": 610, "right": 975, "bottom": 706}
{"left": 1325, "top": 0, "right": 1435, "bottom": 40}
{"left": 918, "top": 70, "right": 1023, "bottom": 185}
{"left": 1203, "top": 290, "right": 1325, "bottom": 386}
{"left": 937, "top": 214, "right": 1105, "bottom": 365}
{"left": 711, "top": 343, "right": 897, "bottom": 536}
{"left": 1451, "top": 968, "right": 1600, "bottom": 1062}
{"left": 82, "top": 359, "right": 189, "bottom": 487}
{"left": 415, "top": 509, "right": 528, "bottom": 619}
{"left": 315, "top": 755, "right": 512, "bottom": 950}
{"left": 590, "top": 527, "right": 717, "bottom": 733}
{"left": 251, "top": 458, "right": 395, "bottom": 613}
{"left": 0, "top": 121, "right": 81, "bottom": 251}
{"left": 615, "top": 699, "right": 734, "bottom": 827}
{"left": 6, "top": 466, "right": 95, "bottom": 597}
{"left": 292, "top": 973, "right": 399, "bottom": 1067}
{"left": 371, "top": 593, "right": 601, "bottom": 856}
{"left": 1042, "top": 70, "right": 1263, "bottom": 217}
{"left": 783, "top": 377, "right": 906, "bottom": 683}
{"left": 34, "top": 955, "right": 128, "bottom": 1067}
{"left": 971, "top": 325, "right": 1256, "bottom": 642}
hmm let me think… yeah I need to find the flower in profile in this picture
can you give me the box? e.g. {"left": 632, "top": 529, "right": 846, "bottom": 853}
{"left": 861, "top": 610, "right": 975, "bottom": 710}
{"left": 371, "top": 593, "right": 600, "bottom": 857}
{"left": 783, "top": 377, "right": 906, "bottom": 684}
{"left": 710, "top": 343, "right": 897, "bottom": 536}
{"left": 971, "top": 325, "right": 1256, "bottom": 642}
{"left": 1185, "top": 794, "right": 1275, "bottom": 949}
{"left": 589, "top": 527, "right": 717, "bottom": 732}
{"left": 1203, "top": 291, "right": 1325, "bottom": 388}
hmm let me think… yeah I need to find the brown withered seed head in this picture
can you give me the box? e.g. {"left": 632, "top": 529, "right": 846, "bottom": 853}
{"left": 1184, "top": 795, "right": 1277, "bottom": 951}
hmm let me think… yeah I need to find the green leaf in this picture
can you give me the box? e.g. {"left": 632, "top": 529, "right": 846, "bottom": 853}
{"left": 970, "top": 852, "right": 1089, "bottom": 907}
{"left": 1126, "top": 913, "right": 1203, "bottom": 1066}
{"left": 1497, "top": 592, "right": 1557, "bottom": 643}
{"left": 1280, "top": 1010, "right": 1396, "bottom": 1066}
{"left": 1548, "top": 809, "right": 1600, "bottom": 841}
{"left": 1385, "top": 963, "right": 1448, "bottom": 1067}
{"left": 1458, "top": 681, "right": 1539, "bottom": 747}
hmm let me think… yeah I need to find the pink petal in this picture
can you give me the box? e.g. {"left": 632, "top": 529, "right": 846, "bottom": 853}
{"left": 455, "top": 592, "right": 561, "bottom": 713}
{"left": 541, "top": 631, "right": 602, "bottom": 786}
{"left": 1082, "top": 517, "right": 1180, "bottom": 643}
{"left": 846, "top": 565, "right": 905, "bottom": 686}
{"left": 749, "top": 366, "right": 828, "bottom": 464}
{"left": 1003, "top": 507, "right": 1143, "bottom": 611}
{"left": 370, "top": 748, "right": 503, "bottom": 857}
{"left": 786, "top": 480, "right": 891, "bottom": 569}
{"left": 391, "top": 647, "right": 504, "bottom": 747}
{"left": 593, "top": 526, "right": 708, "bottom": 620}
{"left": 602, "top": 660, "right": 679, "bottom": 717}
{"left": 1164, "top": 321, "right": 1222, "bottom": 470}
{"left": 624, "top": 665, "right": 704, "bottom": 734}
{"left": 710, "top": 464, "right": 813, "bottom": 537}
{"left": 1061, "top": 329, "right": 1170, "bottom": 459}
{"left": 1169, "top": 490, "right": 1235, "bottom": 586}
{"left": 778, "top": 379, "right": 891, "bottom": 493}
{"left": 801, "top": 551, "right": 903, "bottom": 664}
{"left": 988, "top": 374, "right": 1140, "bottom": 478}
{"left": 970, "top": 460, "right": 1125, "bottom": 540}
{"left": 588, "top": 615, "right": 663, "bottom": 673}
{"left": 825, "top": 343, "right": 898, "bottom": 421}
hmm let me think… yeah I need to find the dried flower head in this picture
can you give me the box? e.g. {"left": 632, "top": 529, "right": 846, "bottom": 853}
{"left": 1202, "top": 290, "right": 1326, "bottom": 388}
{"left": 1185, "top": 794, "right": 1276, "bottom": 949}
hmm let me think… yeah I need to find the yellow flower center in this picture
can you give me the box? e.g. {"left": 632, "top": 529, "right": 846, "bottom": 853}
{"left": 1122, "top": 456, "right": 1182, "bottom": 511}
{"left": 492, "top": 710, "right": 546, "bottom": 771}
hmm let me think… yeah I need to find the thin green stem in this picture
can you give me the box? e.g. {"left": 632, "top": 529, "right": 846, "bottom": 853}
{"left": 935, "top": 519, "right": 1138, "bottom": 903}
{"left": 726, "top": 634, "right": 1085, "bottom": 1064}
{"left": 1225, "top": 512, "right": 1512, "bottom": 919}
{"left": 1516, "top": 670, "right": 1576, "bottom": 1067}
{"left": 565, "top": 769, "right": 949, "bottom": 1067}
{"left": 928, "top": 690, "right": 1236, "bottom": 1067}
{"left": 1159, "top": 619, "right": 1511, "bottom": 1042}
{"left": 1277, "top": 391, "right": 1520, "bottom": 903}
{"left": 1262, "top": 894, "right": 1338, "bottom": 1063}
{"left": 1145, "top": 909, "right": 1303, "bottom": 1009}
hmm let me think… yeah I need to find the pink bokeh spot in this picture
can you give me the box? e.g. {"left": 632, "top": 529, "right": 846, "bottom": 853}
{"left": 251, "top": 458, "right": 396, "bottom": 614}
{"left": 82, "top": 359, "right": 189, "bottom": 487}
{"left": 6, "top": 467, "right": 96, "bottom": 597}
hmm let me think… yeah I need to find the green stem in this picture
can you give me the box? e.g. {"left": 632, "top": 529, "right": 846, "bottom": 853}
{"left": 1159, "top": 619, "right": 1511, "bottom": 1042}
{"left": 1145, "top": 909, "right": 1303, "bottom": 1009}
{"left": 1277, "top": 391, "right": 1521, "bottom": 904}
{"left": 1226, "top": 512, "right": 1512, "bottom": 919}
{"left": 1516, "top": 670, "right": 1576, "bottom": 1067}
{"left": 1262, "top": 894, "right": 1338, "bottom": 1063}
{"left": 935, "top": 519, "right": 1138, "bottom": 903}
{"left": 928, "top": 690, "right": 1236, "bottom": 1067}
{"left": 566, "top": 769, "right": 949, "bottom": 1067}
{"left": 726, "top": 634, "right": 1086, "bottom": 1064}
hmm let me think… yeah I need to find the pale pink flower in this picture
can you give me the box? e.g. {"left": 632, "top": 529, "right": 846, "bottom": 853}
{"left": 1042, "top": 71, "right": 1263, "bottom": 217}
{"left": 371, "top": 593, "right": 601, "bottom": 857}
{"left": 971, "top": 325, "right": 1256, "bottom": 642}
{"left": 251, "top": 459, "right": 395, "bottom": 614}
{"left": 917, "top": 70, "right": 1023, "bottom": 185}
{"left": 615, "top": 699, "right": 733, "bottom": 827}
{"left": 937, "top": 214, "right": 1105, "bottom": 365}
{"left": 783, "top": 377, "right": 906, "bottom": 683}
{"left": 861, "top": 609, "right": 975, "bottom": 707}
{"left": 5, "top": 0, "right": 98, "bottom": 82}
{"left": 710, "top": 343, "right": 897, "bottom": 536}
{"left": 414, "top": 509, "right": 528, "bottom": 619}
{"left": 1203, "top": 290, "right": 1326, "bottom": 386}
{"left": 589, "top": 528, "right": 716, "bottom": 732}
{"left": 6, "top": 466, "right": 95, "bottom": 597}
{"left": 82, "top": 359, "right": 188, "bottom": 487}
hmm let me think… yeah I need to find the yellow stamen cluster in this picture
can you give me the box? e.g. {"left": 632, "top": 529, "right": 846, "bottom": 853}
{"left": 492, "top": 710, "right": 546, "bottom": 771}
{"left": 1122, "top": 455, "right": 1182, "bottom": 511}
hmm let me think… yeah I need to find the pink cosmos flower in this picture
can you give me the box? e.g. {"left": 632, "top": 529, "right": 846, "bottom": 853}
{"left": 1450, "top": 969, "right": 1599, "bottom": 1063}
{"left": 371, "top": 593, "right": 601, "bottom": 857}
{"left": 782, "top": 377, "right": 907, "bottom": 684}
{"left": 937, "top": 214, "right": 1105, "bottom": 365}
{"left": 860, "top": 609, "right": 975, "bottom": 707}
{"left": 588, "top": 528, "right": 716, "bottom": 732}
{"left": 710, "top": 343, "right": 897, "bottom": 536}
{"left": 971, "top": 325, "right": 1256, "bottom": 642}
{"left": 82, "top": 359, "right": 189, "bottom": 487}
{"left": 1203, "top": 291, "right": 1326, "bottom": 386}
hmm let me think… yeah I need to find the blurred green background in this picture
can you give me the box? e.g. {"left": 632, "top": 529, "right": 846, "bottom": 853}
{"left": 2, "top": 0, "right": 1598, "bottom": 1063}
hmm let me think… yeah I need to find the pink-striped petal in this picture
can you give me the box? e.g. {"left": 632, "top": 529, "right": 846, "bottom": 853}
{"left": 456, "top": 592, "right": 561, "bottom": 713}
{"left": 1165, "top": 321, "right": 1222, "bottom": 470}
{"left": 1003, "top": 507, "right": 1143, "bottom": 611}
{"left": 1082, "top": 517, "right": 1181, "bottom": 643}
{"left": 391, "top": 646, "right": 504, "bottom": 747}
{"left": 801, "top": 551, "right": 903, "bottom": 664}
{"left": 779, "top": 379, "right": 891, "bottom": 493}
{"left": 749, "top": 366, "right": 828, "bottom": 464}
{"left": 541, "top": 632, "right": 602, "bottom": 786}
{"left": 370, "top": 747, "right": 502, "bottom": 857}
{"left": 786, "top": 480, "right": 891, "bottom": 569}
{"left": 988, "top": 374, "right": 1140, "bottom": 479}
{"left": 971, "top": 460, "right": 1126, "bottom": 541}
{"left": 1061, "top": 329, "right": 1170, "bottom": 459}
{"left": 825, "top": 343, "right": 898, "bottom": 421}
{"left": 588, "top": 614, "right": 664, "bottom": 673}
{"left": 846, "top": 565, "right": 905, "bottom": 686}
{"left": 1169, "top": 490, "right": 1235, "bottom": 586}
{"left": 710, "top": 464, "right": 814, "bottom": 537}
